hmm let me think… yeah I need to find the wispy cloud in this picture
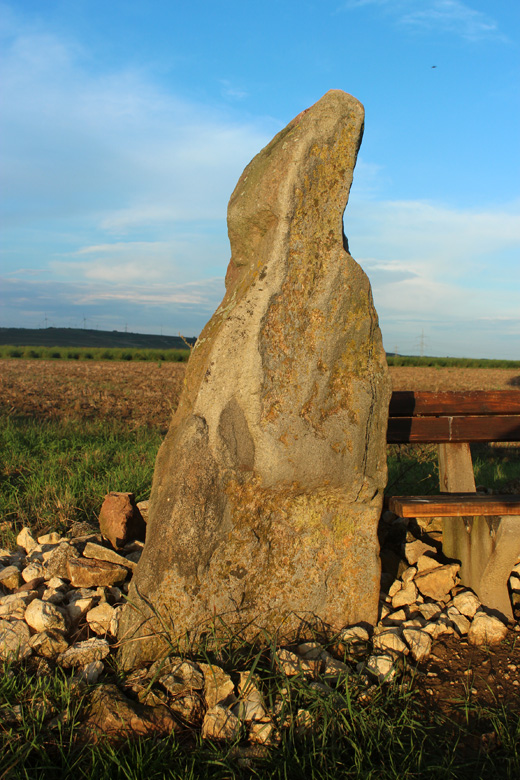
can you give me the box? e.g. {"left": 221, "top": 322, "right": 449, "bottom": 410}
{"left": 347, "top": 198, "right": 520, "bottom": 356}
{"left": 219, "top": 79, "right": 248, "bottom": 101}
{"left": 340, "top": 0, "right": 503, "bottom": 42}
{"left": 0, "top": 276, "right": 224, "bottom": 334}
{"left": 1, "top": 16, "right": 275, "bottom": 235}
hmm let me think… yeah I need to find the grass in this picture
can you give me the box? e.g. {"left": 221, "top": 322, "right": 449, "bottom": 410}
{"left": 0, "top": 345, "right": 191, "bottom": 362}
{"left": 1, "top": 645, "right": 520, "bottom": 779}
{"left": 387, "top": 442, "right": 520, "bottom": 496}
{"left": 2, "top": 347, "right": 520, "bottom": 368}
{"left": 0, "top": 415, "right": 162, "bottom": 547}
{"left": 386, "top": 355, "right": 520, "bottom": 369}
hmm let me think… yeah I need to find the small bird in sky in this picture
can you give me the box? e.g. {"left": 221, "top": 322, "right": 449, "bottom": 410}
{"left": 431, "top": 65, "right": 437, "bottom": 68}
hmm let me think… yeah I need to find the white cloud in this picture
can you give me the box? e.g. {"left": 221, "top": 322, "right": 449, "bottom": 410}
{"left": 340, "top": 0, "right": 503, "bottom": 42}
{"left": 0, "top": 18, "right": 275, "bottom": 233}
{"left": 347, "top": 198, "right": 520, "bottom": 278}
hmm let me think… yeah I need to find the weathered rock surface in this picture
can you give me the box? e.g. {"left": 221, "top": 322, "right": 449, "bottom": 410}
{"left": 67, "top": 557, "right": 128, "bottom": 588}
{"left": 467, "top": 611, "right": 508, "bottom": 646}
{"left": 58, "top": 638, "right": 110, "bottom": 668}
{"left": 86, "top": 684, "right": 179, "bottom": 740}
{"left": 0, "top": 618, "right": 31, "bottom": 660}
{"left": 98, "top": 492, "right": 146, "bottom": 549}
{"left": 119, "top": 89, "right": 391, "bottom": 668}
{"left": 414, "top": 564, "right": 460, "bottom": 601}
{"left": 0, "top": 565, "right": 23, "bottom": 590}
{"left": 24, "top": 599, "right": 67, "bottom": 633}
{"left": 201, "top": 704, "right": 241, "bottom": 741}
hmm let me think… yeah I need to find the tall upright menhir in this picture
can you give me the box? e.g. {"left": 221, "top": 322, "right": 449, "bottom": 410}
{"left": 119, "top": 90, "right": 391, "bottom": 669}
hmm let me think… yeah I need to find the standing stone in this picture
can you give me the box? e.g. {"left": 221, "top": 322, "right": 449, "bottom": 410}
{"left": 119, "top": 90, "right": 391, "bottom": 668}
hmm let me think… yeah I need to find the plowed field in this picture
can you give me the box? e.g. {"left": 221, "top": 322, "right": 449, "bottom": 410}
{"left": 1, "top": 360, "right": 518, "bottom": 428}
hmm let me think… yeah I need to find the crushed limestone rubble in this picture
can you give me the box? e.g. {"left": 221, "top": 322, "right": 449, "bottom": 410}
{"left": 0, "top": 500, "right": 518, "bottom": 744}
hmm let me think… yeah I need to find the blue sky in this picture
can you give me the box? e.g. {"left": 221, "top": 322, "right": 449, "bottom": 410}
{"left": 1, "top": 0, "right": 519, "bottom": 358}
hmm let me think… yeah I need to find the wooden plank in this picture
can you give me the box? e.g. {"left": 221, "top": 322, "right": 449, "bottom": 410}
{"left": 389, "top": 390, "right": 520, "bottom": 417}
{"left": 389, "top": 494, "right": 520, "bottom": 518}
{"left": 387, "top": 415, "right": 520, "bottom": 443}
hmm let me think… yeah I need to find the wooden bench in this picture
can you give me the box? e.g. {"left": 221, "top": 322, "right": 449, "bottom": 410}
{"left": 386, "top": 390, "right": 520, "bottom": 620}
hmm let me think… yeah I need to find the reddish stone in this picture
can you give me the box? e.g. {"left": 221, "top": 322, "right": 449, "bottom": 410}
{"left": 98, "top": 492, "right": 146, "bottom": 549}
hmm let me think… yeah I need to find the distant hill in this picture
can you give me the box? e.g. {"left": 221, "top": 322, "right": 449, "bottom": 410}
{"left": 0, "top": 327, "right": 197, "bottom": 350}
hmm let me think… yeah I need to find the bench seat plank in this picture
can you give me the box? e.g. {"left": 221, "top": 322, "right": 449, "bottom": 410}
{"left": 389, "top": 494, "right": 520, "bottom": 518}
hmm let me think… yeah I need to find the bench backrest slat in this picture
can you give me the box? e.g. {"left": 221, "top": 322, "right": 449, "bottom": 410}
{"left": 387, "top": 415, "right": 520, "bottom": 443}
{"left": 387, "top": 390, "right": 520, "bottom": 444}
{"left": 389, "top": 390, "right": 520, "bottom": 417}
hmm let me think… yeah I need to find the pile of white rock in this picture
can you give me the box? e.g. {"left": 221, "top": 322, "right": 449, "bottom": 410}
{"left": 1, "top": 513, "right": 519, "bottom": 743}
{"left": 0, "top": 525, "right": 141, "bottom": 681}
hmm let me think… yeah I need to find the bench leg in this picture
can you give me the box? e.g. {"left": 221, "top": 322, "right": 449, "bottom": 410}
{"left": 443, "top": 515, "right": 520, "bottom": 621}
{"left": 438, "top": 442, "right": 476, "bottom": 492}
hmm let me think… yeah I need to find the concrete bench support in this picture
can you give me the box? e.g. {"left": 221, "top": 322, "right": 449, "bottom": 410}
{"left": 443, "top": 514, "right": 520, "bottom": 621}
{"left": 440, "top": 442, "right": 518, "bottom": 620}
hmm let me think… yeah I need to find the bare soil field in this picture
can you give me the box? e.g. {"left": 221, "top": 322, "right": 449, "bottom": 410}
{"left": 389, "top": 366, "right": 520, "bottom": 391}
{"left": 1, "top": 359, "right": 518, "bottom": 428}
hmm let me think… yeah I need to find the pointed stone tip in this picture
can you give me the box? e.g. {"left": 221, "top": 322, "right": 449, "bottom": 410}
{"left": 291, "top": 89, "right": 364, "bottom": 127}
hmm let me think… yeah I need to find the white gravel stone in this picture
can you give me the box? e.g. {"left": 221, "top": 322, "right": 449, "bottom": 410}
{"left": 77, "top": 660, "right": 105, "bottom": 684}
{"left": 452, "top": 590, "right": 480, "bottom": 619}
{"left": 0, "top": 619, "right": 32, "bottom": 660}
{"left": 86, "top": 603, "right": 115, "bottom": 635}
{"left": 160, "top": 666, "right": 205, "bottom": 697}
{"left": 402, "top": 618, "right": 425, "bottom": 629}
{"left": 202, "top": 704, "right": 240, "bottom": 741}
{"left": 403, "top": 629, "right": 432, "bottom": 662}
{"left": 37, "top": 532, "right": 62, "bottom": 545}
{"left": 322, "top": 653, "right": 349, "bottom": 679}
{"left": 248, "top": 718, "right": 277, "bottom": 745}
{"left": 272, "top": 648, "right": 317, "bottom": 677}
{"left": 82, "top": 542, "right": 135, "bottom": 570}
{"left": 47, "top": 577, "right": 68, "bottom": 590}
{"left": 65, "top": 597, "right": 96, "bottom": 622}
{"left": 366, "top": 654, "right": 397, "bottom": 682}
{"left": 373, "top": 630, "right": 408, "bottom": 656}
{"left": 42, "top": 588, "right": 67, "bottom": 605}
{"left": 233, "top": 672, "right": 267, "bottom": 721}
{"left": 468, "top": 612, "right": 508, "bottom": 646}
{"left": 384, "top": 608, "right": 407, "bottom": 624}
{"left": 392, "top": 581, "right": 417, "bottom": 608}
{"left": 0, "top": 566, "right": 23, "bottom": 590}
{"left": 24, "top": 599, "right": 67, "bottom": 633}
{"left": 423, "top": 613, "right": 454, "bottom": 639}
{"left": 0, "top": 593, "right": 36, "bottom": 619}
{"left": 418, "top": 603, "right": 443, "bottom": 621}
{"left": 449, "top": 612, "right": 471, "bottom": 636}
{"left": 404, "top": 539, "right": 437, "bottom": 565}
{"left": 109, "top": 605, "right": 123, "bottom": 637}
{"left": 199, "top": 663, "right": 236, "bottom": 708}
{"left": 16, "top": 527, "right": 38, "bottom": 554}
{"left": 296, "top": 641, "right": 324, "bottom": 660}
{"left": 28, "top": 630, "right": 69, "bottom": 658}
{"left": 339, "top": 625, "right": 371, "bottom": 643}
{"left": 22, "top": 562, "right": 45, "bottom": 583}
{"left": 57, "top": 638, "right": 110, "bottom": 668}
{"left": 414, "top": 564, "right": 459, "bottom": 601}
{"left": 416, "top": 554, "right": 442, "bottom": 572}
{"left": 402, "top": 566, "right": 417, "bottom": 583}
